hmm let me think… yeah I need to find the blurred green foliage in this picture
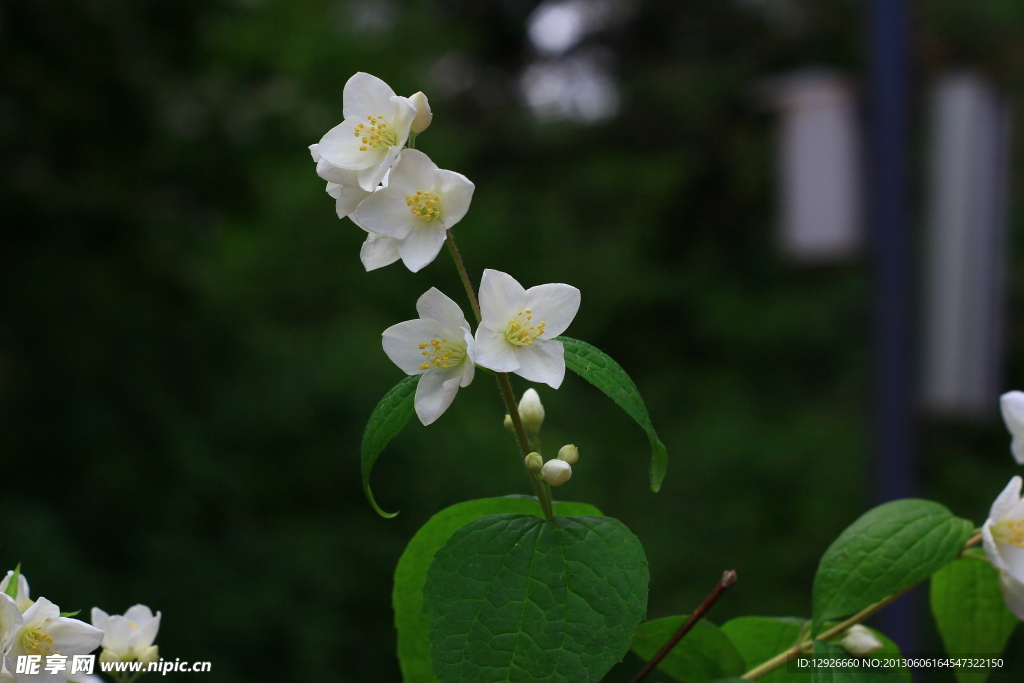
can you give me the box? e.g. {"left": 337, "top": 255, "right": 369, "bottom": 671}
{"left": 1, "top": 0, "right": 1023, "bottom": 681}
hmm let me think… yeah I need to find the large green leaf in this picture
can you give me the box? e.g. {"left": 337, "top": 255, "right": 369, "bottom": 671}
{"left": 423, "top": 513, "right": 648, "bottom": 682}
{"left": 930, "top": 551, "right": 1018, "bottom": 683}
{"left": 360, "top": 374, "right": 420, "bottom": 518}
{"left": 394, "top": 498, "right": 602, "bottom": 683}
{"left": 807, "top": 641, "right": 905, "bottom": 683}
{"left": 721, "top": 616, "right": 807, "bottom": 683}
{"left": 555, "top": 336, "right": 668, "bottom": 492}
{"left": 631, "top": 615, "right": 745, "bottom": 682}
{"left": 812, "top": 499, "right": 974, "bottom": 628}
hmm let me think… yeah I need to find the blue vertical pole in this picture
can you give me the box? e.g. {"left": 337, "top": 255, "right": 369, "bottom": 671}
{"left": 868, "top": 0, "right": 919, "bottom": 663}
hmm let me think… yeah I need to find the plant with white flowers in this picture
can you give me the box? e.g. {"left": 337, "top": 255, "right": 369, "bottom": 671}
{"left": 314, "top": 72, "right": 1023, "bottom": 683}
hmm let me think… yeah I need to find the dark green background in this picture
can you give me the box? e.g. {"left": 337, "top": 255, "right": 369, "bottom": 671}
{"left": 2, "top": 1, "right": 1022, "bottom": 680}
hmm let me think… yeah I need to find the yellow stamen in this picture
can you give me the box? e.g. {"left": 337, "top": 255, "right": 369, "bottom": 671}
{"left": 406, "top": 191, "right": 441, "bottom": 221}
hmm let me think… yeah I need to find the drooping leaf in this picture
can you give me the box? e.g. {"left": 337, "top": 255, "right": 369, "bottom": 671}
{"left": 360, "top": 374, "right": 420, "bottom": 518}
{"left": 812, "top": 499, "right": 974, "bottom": 628}
{"left": 394, "top": 498, "right": 602, "bottom": 683}
{"left": 555, "top": 336, "right": 668, "bottom": 491}
{"left": 930, "top": 551, "right": 1018, "bottom": 683}
{"left": 631, "top": 615, "right": 745, "bottom": 682}
{"left": 423, "top": 513, "right": 648, "bottom": 682}
{"left": 721, "top": 616, "right": 807, "bottom": 682}
{"left": 809, "top": 641, "right": 905, "bottom": 683}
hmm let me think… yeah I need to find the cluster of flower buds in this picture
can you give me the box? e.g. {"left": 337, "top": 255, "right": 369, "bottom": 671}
{"left": 0, "top": 569, "right": 160, "bottom": 682}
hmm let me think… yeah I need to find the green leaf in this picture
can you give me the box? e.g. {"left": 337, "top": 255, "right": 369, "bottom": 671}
{"left": 555, "top": 336, "right": 668, "bottom": 492}
{"left": 812, "top": 499, "right": 974, "bottom": 628}
{"left": 631, "top": 615, "right": 745, "bottom": 682}
{"left": 721, "top": 616, "right": 808, "bottom": 683}
{"left": 394, "top": 498, "right": 602, "bottom": 683}
{"left": 810, "top": 641, "right": 905, "bottom": 683}
{"left": 4, "top": 564, "right": 20, "bottom": 601}
{"left": 361, "top": 374, "right": 420, "bottom": 518}
{"left": 423, "top": 513, "right": 648, "bottom": 682}
{"left": 59, "top": 610, "right": 80, "bottom": 617}
{"left": 930, "top": 551, "right": 1018, "bottom": 683}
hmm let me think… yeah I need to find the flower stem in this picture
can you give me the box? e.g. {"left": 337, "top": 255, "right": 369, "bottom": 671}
{"left": 445, "top": 229, "right": 482, "bottom": 324}
{"left": 445, "top": 229, "right": 554, "bottom": 520}
{"left": 629, "top": 570, "right": 738, "bottom": 683}
{"left": 740, "top": 586, "right": 913, "bottom": 680}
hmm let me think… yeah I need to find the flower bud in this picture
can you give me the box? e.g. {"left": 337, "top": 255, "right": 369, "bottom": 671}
{"left": 409, "top": 91, "right": 433, "bottom": 134}
{"left": 540, "top": 459, "right": 572, "bottom": 486}
{"left": 503, "top": 414, "right": 514, "bottom": 432}
{"left": 525, "top": 452, "right": 543, "bottom": 473}
{"left": 557, "top": 444, "right": 579, "bottom": 464}
{"left": 518, "top": 388, "right": 545, "bottom": 436}
{"left": 839, "top": 625, "right": 883, "bottom": 655}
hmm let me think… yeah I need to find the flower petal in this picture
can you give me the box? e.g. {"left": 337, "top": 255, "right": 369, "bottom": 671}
{"left": 387, "top": 149, "right": 440, "bottom": 195}
{"left": 342, "top": 72, "right": 398, "bottom": 119}
{"left": 46, "top": 617, "right": 104, "bottom": 655}
{"left": 387, "top": 96, "right": 417, "bottom": 148}
{"left": 1002, "top": 391, "right": 1024, "bottom": 465}
{"left": 334, "top": 184, "right": 372, "bottom": 219}
{"left": 382, "top": 319, "right": 443, "bottom": 375}
{"left": 353, "top": 188, "right": 420, "bottom": 240}
{"left": 438, "top": 170, "right": 475, "bottom": 228}
{"left": 132, "top": 611, "right": 160, "bottom": 649}
{"left": 358, "top": 145, "right": 401, "bottom": 191}
{"left": 1000, "top": 543, "right": 1024, "bottom": 584}
{"left": 359, "top": 233, "right": 401, "bottom": 271}
{"left": 999, "top": 571, "right": 1024, "bottom": 620}
{"left": 512, "top": 338, "right": 565, "bottom": 388}
{"left": 0, "top": 596, "right": 22, "bottom": 653}
{"left": 523, "top": 283, "right": 580, "bottom": 339}
{"left": 316, "top": 159, "right": 361, "bottom": 186}
{"left": 479, "top": 270, "right": 526, "bottom": 330}
{"left": 415, "top": 288, "right": 468, "bottom": 330}
{"left": 475, "top": 327, "right": 519, "bottom": 372}
{"left": 397, "top": 224, "right": 446, "bottom": 273}
{"left": 317, "top": 118, "right": 382, "bottom": 171}
{"left": 415, "top": 369, "right": 462, "bottom": 425}
{"left": 990, "top": 476, "right": 1023, "bottom": 523}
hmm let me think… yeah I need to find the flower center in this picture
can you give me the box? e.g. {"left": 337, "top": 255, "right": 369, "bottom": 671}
{"left": 406, "top": 191, "right": 441, "bottom": 221}
{"left": 993, "top": 517, "right": 1024, "bottom": 548}
{"left": 505, "top": 309, "right": 546, "bottom": 346}
{"left": 353, "top": 115, "right": 397, "bottom": 152}
{"left": 418, "top": 338, "right": 465, "bottom": 371}
{"left": 21, "top": 627, "right": 57, "bottom": 656}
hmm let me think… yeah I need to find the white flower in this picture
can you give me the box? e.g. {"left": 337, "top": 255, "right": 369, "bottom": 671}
{"left": 382, "top": 288, "right": 476, "bottom": 425}
{"left": 540, "top": 458, "right": 572, "bottom": 486}
{"left": 0, "top": 594, "right": 23, "bottom": 683}
{"left": 409, "top": 91, "right": 433, "bottom": 134}
{"left": 1000, "top": 391, "right": 1024, "bottom": 465}
{"left": 839, "top": 625, "right": 883, "bottom": 654}
{"left": 517, "top": 388, "right": 545, "bottom": 436}
{"left": 92, "top": 605, "right": 160, "bottom": 664}
{"left": 7, "top": 598, "right": 103, "bottom": 683}
{"left": 316, "top": 73, "right": 417, "bottom": 191}
{"left": 359, "top": 232, "right": 401, "bottom": 271}
{"left": 0, "top": 573, "right": 31, "bottom": 613}
{"left": 982, "top": 476, "right": 1024, "bottom": 584}
{"left": 353, "top": 150, "right": 475, "bottom": 272}
{"left": 474, "top": 269, "right": 580, "bottom": 388}
{"left": 998, "top": 571, "right": 1024, "bottom": 620}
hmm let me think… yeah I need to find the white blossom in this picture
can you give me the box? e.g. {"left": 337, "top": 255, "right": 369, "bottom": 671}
{"left": 0, "top": 573, "right": 31, "bottom": 613}
{"left": 982, "top": 476, "right": 1024, "bottom": 585}
{"left": 839, "top": 625, "right": 883, "bottom": 654}
{"left": 998, "top": 571, "right": 1024, "bottom": 621}
{"left": 382, "top": 288, "right": 476, "bottom": 425}
{"left": 316, "top": 73, "right": 417, "bottom": 191}
{"left": 474, "top": 269, "right": 580, "bottom": 388}
{"left": 7, "top": 598, "right": 102, "bottom": 683}
{"left": 540, "top": 458, "right": 572, "bottom": 486}
{"left": 0, "top": 594, "right": 23, "bottom": 683}
{"left": 353, "top": 150, "right": 475, "bottom": 272}
{"left": 1000, "top": 391, "right": 1024, "bottom": 465}
{"left": 409, "top": 91, "right": 433, "bottom": 134}
{"left": 91, "top": 605, "right": 160, "bottom": 664}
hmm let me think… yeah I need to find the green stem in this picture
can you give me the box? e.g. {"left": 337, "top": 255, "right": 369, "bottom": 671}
{"left": 741, "top": 587, "right": 912, "bottom": 680}
{"left": 445, "top": 230, "right": 554, "bottom": 520}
